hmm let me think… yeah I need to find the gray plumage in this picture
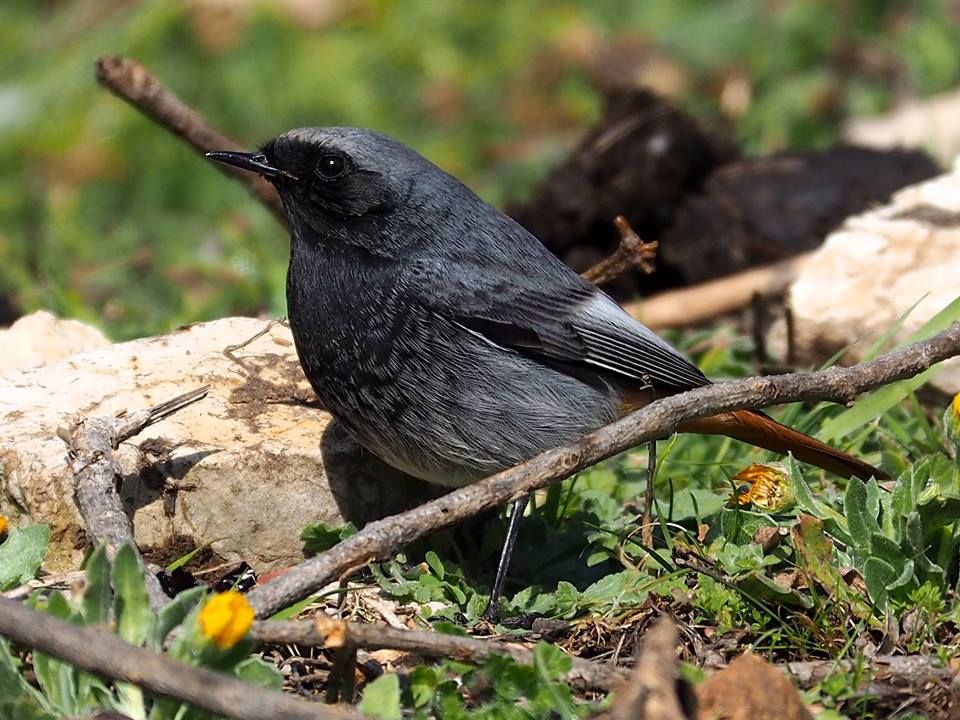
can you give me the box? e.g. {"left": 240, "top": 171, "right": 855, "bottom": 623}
{"left": 219, "top": 127, "right": 709, "bottom": 486}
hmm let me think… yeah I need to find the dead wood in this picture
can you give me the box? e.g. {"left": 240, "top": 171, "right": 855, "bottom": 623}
{"left": 0, "top": 596, "right": 360, "bottom": 720}
{"left": 62, "top": 387, "right": 208, "bottom": 610}
{"left": 251, "top": 616, "right": 626, "bottom": 691}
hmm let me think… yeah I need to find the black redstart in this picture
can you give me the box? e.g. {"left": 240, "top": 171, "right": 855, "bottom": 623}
{"left": 208, "top": 127, "right": 884, "bottom": 615}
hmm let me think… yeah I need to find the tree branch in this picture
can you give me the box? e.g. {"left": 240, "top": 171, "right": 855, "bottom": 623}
{"left": 94, "top": 55, "right": 285, "bottom": 222}
{"left": 0, "top": 597, "right": 359, "bottom": 720}
{"left": 581, "top": 216, "right": 658, "bottom": 286}
{"left": 247, "top": 323, "right": 960, "bottom": 617}
{"left": 61, "top": 387, "right": 208, "bottom": 611}
{"left": 251, "top": 617, "right": 626, "bottom": 691}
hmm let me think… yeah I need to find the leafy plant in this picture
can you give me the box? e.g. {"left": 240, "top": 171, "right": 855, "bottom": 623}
{"left": 0, "top": 543, "right": 280, "bottom": 719}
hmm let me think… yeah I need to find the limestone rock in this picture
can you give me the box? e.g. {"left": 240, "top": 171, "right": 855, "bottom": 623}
{"left": 845, "top": 87, "right": 960, "bottom": 166}
{"left": 0, "top": 317, "right": 430, "bottom": 572}
{"left": 0, "top": 310, "right": 109, "bottom": 373}
{"left": 770, "top": 160, "right": 960, "bottom": 394}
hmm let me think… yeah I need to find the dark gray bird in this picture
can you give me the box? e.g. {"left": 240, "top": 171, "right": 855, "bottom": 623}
{"left": 208, "top": 127, "right": 884, "bottom": 615}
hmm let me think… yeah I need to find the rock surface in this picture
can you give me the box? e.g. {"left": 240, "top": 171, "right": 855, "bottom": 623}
{"left": 0, "top": 310, "right": 109, "bottom": 373}
{"left": 845, "top": 87, "right": 960, "bottom": 166}
{"left": 0, "top": 317, "right": 430, "bottom": 571}
{"left": 769, "top": 159, "right": 960, "bottom": 393}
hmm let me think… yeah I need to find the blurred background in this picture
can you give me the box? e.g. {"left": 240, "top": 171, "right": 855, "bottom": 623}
{"left": 3, "top": 0, "right": 960, "bottom": 340}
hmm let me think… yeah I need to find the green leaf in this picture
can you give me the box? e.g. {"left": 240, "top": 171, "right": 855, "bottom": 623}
{"left": 0, "top": 525, "right": 49, "bottom": 590}
{"left": 268, "top": 594, "right": 317, "bottom": 621}
{"left": 406, "top": 666, "right": 439, "bottom": 708}
{"left": 735, "top": 570, "right": 813, "bottom": 609}
{"left": 234, "top": 657, "right": 283, "bottom": 690}
{"left": 870, "top": 533, "right": 907, "bottom": 566}
{"left": 887, "top": 559, "right": 916, "bottom": 595}
{"left": 430, "top": 620, "right": 468, "bottom": 637}
{"left": 83, "top": 544, "right": 112, "bottom": 625}
{"left": 864, "top": 477, "right": 881, "bottom": 527}
{"left": 0, "top": 636, "right": 55, "bottom": 718}
{"left": 792, "top": 515, "right": 841, "bottom": 595}
{"left": 165, "top": 543, "right": 210, "bottom": 573}
{"left": 424, "top": 550, "right": 445, "bottom": 580}
{"left": 148, "top": 586, "right": 205, "bottom": 651}
{"left": 532, "top": 641, "right": 572, "bottom": 681}
{"left": 791, "top": 457, "right": 824, "bottom": 518}
{"left": 844, "top": 478, "right": 874, "bottom": 548}
{"left": 300, "top": 521, "right": 357, "bottom": 556}
{"left": 719, "top": 507, "right": 776, "bottom": 545}
{"left": 113, "top": 544, "right": 152, "bottom": 646}
{"left": 863, "top": 556, "right": 897, "bottom": 606}
{"left": 359, "top": 673, "right": 402, "bottom": 720}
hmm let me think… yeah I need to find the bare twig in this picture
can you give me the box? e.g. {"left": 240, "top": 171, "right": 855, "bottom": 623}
{"left": 251, "top": 616, "right": 627, "bottom": 691}
{"left": 582, "top": 216, "right": 658, "bottom": 286}
{"left": 783, "top": 654, "right": 957, "bottom": 690}
{"left": 605, "top": 617, "right": 689, "bottom": 720}
{"left": 95, "top": 55, "right": 284, "bottom": 222}
{"left": 247, "top": 323, "right": 960, "bottom": 617}
{"left": 629, "top": 251, "right": 816, "bottom": 330}
{"left": 0, "top": 597, "right": 360, "bottom": 720}
{"left": 62, "top": 387, "right": 208, "bottom": 611}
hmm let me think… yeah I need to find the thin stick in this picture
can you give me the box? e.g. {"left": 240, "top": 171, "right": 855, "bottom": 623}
{"left": 0, "top": 597, "right": 360, "bottom": 720}
{"left": 247, "top": 323, "right": 960, "bottom": 617}
{"left": 95, "top": 55, "right": 285, "bottom": 222}
{"left": 629, "top": 251, "right": 816, "bottom": 330}
{"left": 250, "top": 616, "right": 626, "bottom": 691}
{"left": 582, "top": 216, "right": 658, "bottom": 286}
{"left": 63, "top": 387, "right": 208, "bottom": 611}
{"left": 606, "top": 617, "right": 686, "bottom": 720}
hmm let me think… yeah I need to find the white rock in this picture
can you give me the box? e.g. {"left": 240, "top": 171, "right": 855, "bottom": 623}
{"left": 770, "top": 167, "right": 960, "bottom": 393}
{"left": 0, "top": 318, "right": 429, "bottom": 571}
{"left": 0, "top": 310, "right": 109, "bottom": 373}
{"left": 844, "top": 87, "right": 960, "bottom": 166}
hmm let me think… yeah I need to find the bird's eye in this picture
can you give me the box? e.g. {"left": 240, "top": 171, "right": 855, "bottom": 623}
{"left": 316, "top": 155, "right": 347, "bottom": 180}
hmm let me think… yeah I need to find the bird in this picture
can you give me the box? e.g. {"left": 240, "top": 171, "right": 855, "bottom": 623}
{"left": 207, "top": 127, "right": 885, "bottom": 617}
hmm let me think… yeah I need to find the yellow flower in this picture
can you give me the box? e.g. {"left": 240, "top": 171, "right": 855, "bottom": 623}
{"left": 0, "top": 516, "right": 6, "bottom": 537}
{"left": 198, "top": 590, "right": 254, "bottom": 649}
{"left": 730, "top": 463, "right": 794, "bottom": 512}
{"left": 944, "top": 393, "right": 960, "bottom": 448}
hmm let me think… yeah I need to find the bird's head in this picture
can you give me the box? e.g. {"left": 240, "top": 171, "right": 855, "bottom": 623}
{"left": 207, "top": 127, "right": 459, "bottom": 254}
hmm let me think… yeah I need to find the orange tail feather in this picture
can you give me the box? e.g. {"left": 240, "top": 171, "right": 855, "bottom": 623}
{"left": 680, "top": 409, "right": 887, "bottom": 480}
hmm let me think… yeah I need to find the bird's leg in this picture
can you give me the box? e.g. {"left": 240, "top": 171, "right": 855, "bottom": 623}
{"left": 641, "top": 440, "right": 657, "bottom": 548}
{"left": 481, "top": 494, "right": 531, "bottom": 622}
{"left": 639, "top": 373, "right": 658, "bottom": 549}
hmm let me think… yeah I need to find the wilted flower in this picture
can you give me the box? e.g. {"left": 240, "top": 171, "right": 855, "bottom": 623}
{"left": 198, "top": 590, "right": 254, "bottom": 649}
{"left": 730, "top": 463, "right": 794, "bottom": 512}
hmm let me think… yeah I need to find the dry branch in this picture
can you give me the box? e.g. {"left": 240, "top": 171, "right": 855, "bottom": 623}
{"left": 605, "top": 617, "right": 688, "bottom": 720}
{"left": 582, "top": 216, "right": 658, "bottom": 286}
{"left": 62, "top": 387, "right": 208, "bottom": 611}
{"left": 251, "top": 616, "right": 626, "bottom": 691}
{"left": 630, "top": 252, "right": 816, "bottom": 330}
{"left": 784, "top": 654, "right": 957, "bottom": 690}
{"left": 95, "top": 55, "right": 284, "bottom": 222}
{"left": 0, "top": 597, "right": 360, "bottom": 720}
{"left": 247, "top": 323, "right": 960, "bottom": 617}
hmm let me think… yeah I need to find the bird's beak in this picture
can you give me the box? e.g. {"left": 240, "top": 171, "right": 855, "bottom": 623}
{"left": 205, "top": 150, "right": 297, "bottom": 181}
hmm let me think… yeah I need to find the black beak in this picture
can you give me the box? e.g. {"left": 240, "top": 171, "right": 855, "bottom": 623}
{"left": 205, "top": 150, "right": 297, "bottom": 181}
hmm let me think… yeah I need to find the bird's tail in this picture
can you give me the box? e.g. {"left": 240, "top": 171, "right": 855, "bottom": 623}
{"left": 680, "top": 409, "right": 887, "bottom": 480}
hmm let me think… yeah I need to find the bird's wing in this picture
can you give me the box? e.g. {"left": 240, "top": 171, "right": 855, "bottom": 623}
{"left": 409, "top": 257, "right": 709, "bottom": 392}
